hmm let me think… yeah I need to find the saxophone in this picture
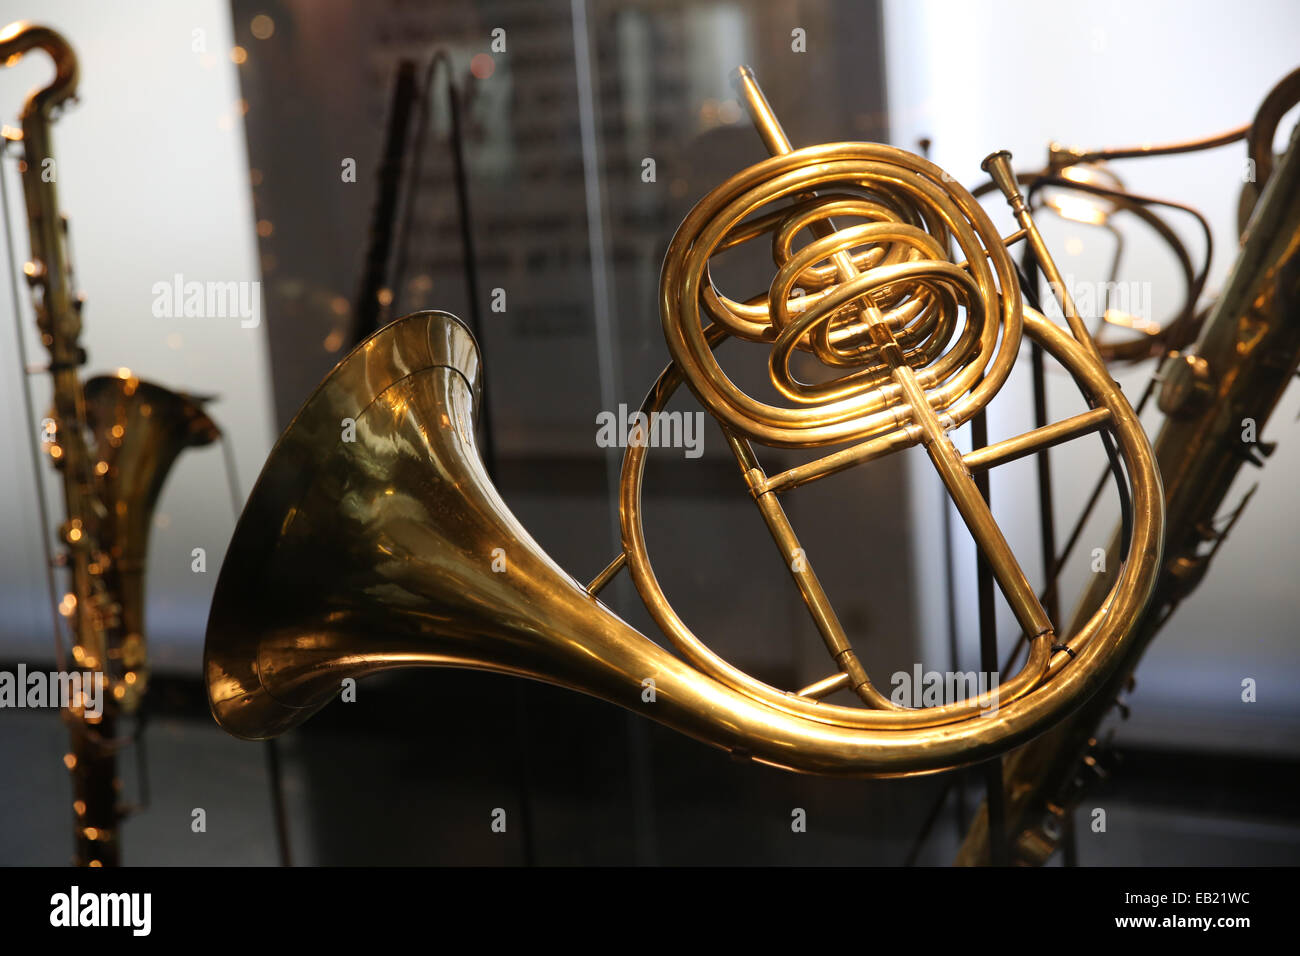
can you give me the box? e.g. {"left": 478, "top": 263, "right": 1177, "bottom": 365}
{"left": 1, "top": 21, "right": 219, "bottom": 866}
{"left": 957, "top": 86, "right": 1300, "bottom": 866}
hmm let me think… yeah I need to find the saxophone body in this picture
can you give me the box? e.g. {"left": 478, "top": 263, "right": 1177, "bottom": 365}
{"left": 1, "top": 22, "right": 218, "bottom": 866}
{"left": 958, "top": 118, "right": 1300, "bottom": 866}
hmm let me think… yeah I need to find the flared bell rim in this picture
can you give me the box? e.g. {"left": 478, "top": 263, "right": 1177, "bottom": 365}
{"left": 83, "top": 373, "right": 223, "bottom": 446}
{"left": 203, "top": 310, "right": 482, "bottom": 739}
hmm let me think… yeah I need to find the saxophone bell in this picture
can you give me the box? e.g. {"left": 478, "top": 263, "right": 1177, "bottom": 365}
{"left": 81, "top": 373, "right": 220, "bottom": 711}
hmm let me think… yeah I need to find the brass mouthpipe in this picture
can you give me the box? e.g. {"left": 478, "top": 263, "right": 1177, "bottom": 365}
{"left": 982, "top": 149, "right": 1104, "bottom": 365}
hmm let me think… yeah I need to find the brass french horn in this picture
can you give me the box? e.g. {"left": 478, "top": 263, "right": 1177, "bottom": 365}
{"left": 205, "top": 69, "right": 1163, "bottom": 778}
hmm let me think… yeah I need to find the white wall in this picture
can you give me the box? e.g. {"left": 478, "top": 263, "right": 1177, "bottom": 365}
{"left": 886, "top": 0, "right": 1300, "bottom": 753}
{"left": 0, "top": 0, "right": 274, "bottom": 673}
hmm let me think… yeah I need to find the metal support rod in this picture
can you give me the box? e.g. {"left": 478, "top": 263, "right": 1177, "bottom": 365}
{"left": 437, "top": 53, "right": 495, "bottom": 478}
{"left": 1062, "top": 810, "right": 1079, "bottom": 866}
{"left": 726, "top": 432, "right": 893, "bottom": 709}
{"left": 942, "top": 481, "right": 968, "bottom": 839}
{"left": 586, "top": 551, "right": 627, "bottom": 596}
{"left": 971, "top": 409, "right": 1007, "bottom": 866}
{"left": 0, "top": 138, "right": 68, "bottom": 674}
{"left": 351, "top": 59, "right": 418, "bottom": 346}
{"left": 220, "top": 433, "right": 292, "bottom": 867}
{"left": 397, "top": 50, "right": 532, "bottom": 863}
{"left": 396, "top": 51, "right": 497, "bottom": 478}
{"left": 962, "top": 407, "right": 1111, "bottom": 473}
{"left": 572, "top": 0, "right": 656, "bottom": 865}
{"left": 1024, "top": 243, "right": 1061, "bottom": 626}
{"left": 263, "top": 739, "right": 292, "bottom": 867}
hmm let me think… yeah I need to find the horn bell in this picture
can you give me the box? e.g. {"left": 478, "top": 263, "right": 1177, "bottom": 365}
{"left": 205, "top": 309, "right": 670, "bottom": 740}
{"left": 206, "top": 310, "right": 669, "bottom": 741}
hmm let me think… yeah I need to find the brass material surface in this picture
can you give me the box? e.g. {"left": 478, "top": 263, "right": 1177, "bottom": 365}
{"left": 982, "top": 151, "right": 1104, "bottom": 365}
{"left": 962, "top": 407, "right": 1112, "bottom": 473}
{"left": 958, "top": 114, "right": 1300, "bottom": 866}
{"left": 82, "top": 374, "right": 219, "bottom": 710}
{"left": 205, "top": 70, "right": 1163, "bottom": 780}
{"left": 206, "top": 304, "right": 1159, "bottom": 775}
{"left": 971, "top": 160, "right": 1202, "bottom": 364}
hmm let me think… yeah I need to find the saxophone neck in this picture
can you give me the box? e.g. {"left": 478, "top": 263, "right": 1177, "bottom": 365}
{"left": 0, "top": 21, "right": 79, "bottom": 120}
{"left": 1, "top": 23, "right": 83, "bottom": 368}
